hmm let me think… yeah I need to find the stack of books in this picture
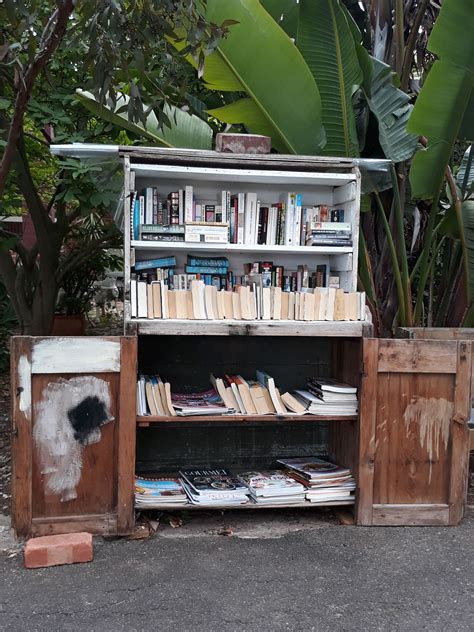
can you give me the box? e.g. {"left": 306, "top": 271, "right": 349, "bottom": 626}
{"left": 131, "top": 186, "right": 352, "bottom": 248}
{"left": 134, "top": 476, "right": 188, "bottom": 508}
{"left": 238, "top": 471, "right": 306, "bottom": 505}
{"left": 292, "top": 378, "right": 358, "bottom": 416}
{"left": 179, "top": 468, "right": 250, "bottom": 506}
{"left": 277, "top": 457, "right": 356, "bottom": 504}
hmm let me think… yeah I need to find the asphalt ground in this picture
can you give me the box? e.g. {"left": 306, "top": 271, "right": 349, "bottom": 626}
{"left": 0, "top": 507, "right": 473, "bottom": 632}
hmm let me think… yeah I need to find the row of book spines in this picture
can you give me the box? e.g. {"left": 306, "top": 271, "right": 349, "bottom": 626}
{"left": 131, "top": 281, "right": 366, "bottom": 321}
{"left": 139, "top": 373, "right": 292, "bottom": 417}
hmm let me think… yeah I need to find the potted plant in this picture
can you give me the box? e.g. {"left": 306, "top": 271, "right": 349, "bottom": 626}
{"left": 53, "top": 217, "right": 122, "bottom": 335}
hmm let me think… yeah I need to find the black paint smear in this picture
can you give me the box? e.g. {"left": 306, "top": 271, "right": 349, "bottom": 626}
{"left": 67, "top": 396, "right": 109, "bottom": 445}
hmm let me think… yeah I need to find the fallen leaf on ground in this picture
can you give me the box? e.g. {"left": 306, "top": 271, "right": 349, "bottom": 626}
{"left": 169, "top": 516, "right": 183, "bottom": 528}
{"left": 128, "top": 525, "right": 150, "bottom": 540}
{"left": 148, "top": 519, "right": 160, "bottom": 532}
{"left": 218, "top": 528, "right": 233, "bottom": 537}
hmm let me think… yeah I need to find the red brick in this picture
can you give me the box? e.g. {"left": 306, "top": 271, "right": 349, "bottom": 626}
{"left": 24, "top": 532, "right": 93, "bottom": 569}
{"left": 216, "top": 133, "right": 271, "bottom": 154}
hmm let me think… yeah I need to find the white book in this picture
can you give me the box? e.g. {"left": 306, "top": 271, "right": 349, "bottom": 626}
{"left": 221, "top": 190, "right": 229, "bottom": 224}
{"left": 318, "top": 288, "right": 329, "bottom": 320}
{"left": 137, "top": 280, "right": 148, "bottom": 318}
{"left": 185, "top": 185, "right": 193, "bottom": 223}
{"left": 130, "top": 279, "right": 137, "bottom": 318}
{"left": 325, "top": 287, "right": 336, "bottom": 320}
{"left": 244, "top": 192, "right": 258, "bottom": 245}
{"left": 139, "top": 195, "right": 145, "bottom": 225}
{"left": 262, "top": 287, "right": 271, "bottom": 320}
{"left": 160, "top": 281, "right": 169, "bottom": 319}
{"left": 293, "top": 193, "right": 302, "bottom": 246}
{"left": 284, "top": 192, "right": 296, "bottom": 246}
{"left": 254, "top": 200, "right": 261, "bottom": 244}
{"left": 237, "top": 192, "right": 245, "bottom": 244}
{"left": 145, "top": 188, "right": 153, "bottom": 224}
{"left": 359, "top": 291, "right": 366, "bottom": 321}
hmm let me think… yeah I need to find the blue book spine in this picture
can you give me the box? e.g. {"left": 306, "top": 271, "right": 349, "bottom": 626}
{"left": 133, "top": 199, "right": 140, "bottom": 241}
{"left": 135, "top": 257, "right": 177, "bottom": 271}
{"left": 185, "top": 266, "right": 229, "bottom": 274}
{"left": 187, "top": 257, "right": 229, "bottom": 268}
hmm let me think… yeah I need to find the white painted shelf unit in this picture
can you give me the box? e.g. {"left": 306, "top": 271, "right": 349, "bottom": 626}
{"left": 122, "top": 148, "right": 366, "bottom": 336}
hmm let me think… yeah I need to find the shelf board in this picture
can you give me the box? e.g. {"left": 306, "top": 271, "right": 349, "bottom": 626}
{"left": 130, "top": 318, "right": 370, "bottom": 337}
{"left": 131, "top": 163, "right": 357, "bottom": 187}
{"left": 132, "top": 241, "right": 353, "bottom": 255}
{"left": 135, "top": 499, "right": 355, "bottom": 511}
{"left": 137, "top": 413, "right": 357, "bottom": 425}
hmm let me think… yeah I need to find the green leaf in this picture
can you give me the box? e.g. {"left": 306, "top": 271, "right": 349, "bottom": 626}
{"left": 459, "top": 90, "right": 474, "bottom": 141}
{"left": 364, "top": 57, "right": 418, "bottom": 163}
{"left": 408, "top": 0, "right": 474, "bottom": 199}
{"left": 462, "top": 200, "right": 474, "bottom": 306}
{"left": 296, "top": 0, "right": 362, "bottom": 157}
{"left": 260, "top": 0, "right": 299, "bottom": 39}
{"left": 178, "top": 0, "right": 325, "bottom": 154}
{"left": 456, "top": 145, "right": 474, "bottom": 194}
{"left": 75, "top": 90, "right": 212, "bottom": 150}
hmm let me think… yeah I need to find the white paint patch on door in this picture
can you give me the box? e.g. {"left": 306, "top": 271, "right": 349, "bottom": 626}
{"left": 18, "top": 355, "right": 31, "bottom": 417}
{"left": 31, "top": 337, "right": 121, "bottom": 374}
{"left": 34, "top": 376, "right": 114, "bottom": 502}
{"left": 403, "top": 396, "right": 453, "bottom": 483}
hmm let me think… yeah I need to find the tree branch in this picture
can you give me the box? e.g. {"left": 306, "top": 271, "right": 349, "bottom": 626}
{"left": 0, "top": 0, "right": 74, "bottom": 197}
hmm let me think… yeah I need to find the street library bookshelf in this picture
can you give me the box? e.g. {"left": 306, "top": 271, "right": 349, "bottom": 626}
{"left": 126, "top": 149, "right": 368, "bottom": 514}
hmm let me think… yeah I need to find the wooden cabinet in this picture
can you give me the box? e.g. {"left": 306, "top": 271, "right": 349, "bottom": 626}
{"left": 11, "top": 336, "right": 136, "bottom": 538}
{"left": 9, "top": 148, "right": 473, "bottom": 535}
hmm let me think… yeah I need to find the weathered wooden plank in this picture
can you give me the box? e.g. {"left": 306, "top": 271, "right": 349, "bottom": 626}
{"left": 120, "top": 146, "right": 355, "bottom": 171}
{"left": 31, "top": 373, "right": 118, "bottom": 519}
{"left": 373, "top": 373, "right": 452, "bottom": 505}
{"left": 371, "top": 504, "right": 450, "bottom": 526}
{"left": 137, "top": 414, "right": 357, "bottom": 425}
{"left": 397, "top": 327, "right": 474, "bottom": 341}
{"left": 31, "top": 337, "right": 121, "bottom": 373}
{"left": 117, "top": 337, "right": 137, "bottom": 535}
{"left": 135, "top": 318, "right": 367, "bottom": 337}
{"left": 356, "top": 338, "right": 378, "bottom": 526}
{"left": 448, "top": 341, "right": 472, "bottom": 524}
{"left": 135, "top": 500, "right": 355, "bottom": 511}
{"left": 11, "top": 337, "right": 33, "bottom": 538}
{"left": 377, "top": 339, "right": 457, "bottom": 373}
{"left": 31, "top": 514, "right": 118, "bottom": 537}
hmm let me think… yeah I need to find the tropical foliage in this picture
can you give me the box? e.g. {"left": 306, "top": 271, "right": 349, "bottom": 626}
{"left": 0, "top": 1, "right": 229, "bottom": 335}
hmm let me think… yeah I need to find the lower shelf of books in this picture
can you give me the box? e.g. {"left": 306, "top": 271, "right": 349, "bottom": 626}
{"left": 137, "top": 414, "right": 358, "bottom": 425}
{"left": 135, "top": 499, "right": 355, "bottom": 511}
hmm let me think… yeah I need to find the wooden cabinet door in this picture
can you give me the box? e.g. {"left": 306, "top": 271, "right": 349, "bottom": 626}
{"left": 11, "top": 336, "right": 137, "bottom": 538}
{"left": 357, "top": 338, "right": 471, "bottom": 526}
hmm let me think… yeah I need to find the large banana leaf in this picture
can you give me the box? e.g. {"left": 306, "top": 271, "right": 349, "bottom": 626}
{"left": 364, "top": 57, "right": 418, "bottom": 163}
{"left": 190, "top": 0, "right": 325, "bottom": 154}
{"left": 296, "top": 0, "right": 361, "bottom": 157}
{"left": 407, "top": 0, "right": 474, "bottom": 200}
{"left": 75, "top": 90, "right": 213, "bottom": 149}
{"left": 456, "top": 145, "right": 474, "bottom": 193}
{"left": 260, "top": 0, "right": 299, "bottom": 39}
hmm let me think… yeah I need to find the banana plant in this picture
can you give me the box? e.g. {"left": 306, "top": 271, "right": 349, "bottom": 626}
{"left": 75, "top": 90, "right": 213, "bottom": 150}
{"left": 173, "top": 0, "right": 326, "bottom": 155}
{"left": 407, "top": 0, "right": 474, "bottom": 324}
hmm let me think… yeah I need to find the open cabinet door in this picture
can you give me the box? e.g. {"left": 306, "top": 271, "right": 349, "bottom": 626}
{"left": 11, "top": 336, "right": 137, "bottom": 538}
{"left": 357, "top": 338, "right": 471, "bottom": 526}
